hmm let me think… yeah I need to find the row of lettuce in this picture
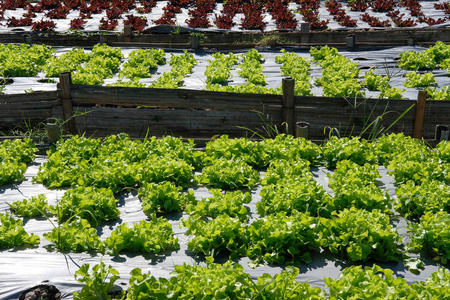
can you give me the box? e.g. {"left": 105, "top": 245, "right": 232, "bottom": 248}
{"left": 70, "top": 259, "right": 450, "bottom": 300}
{"left": 1, "top": 134, "right": 449, "bottom": 266}
{"left": 1, "top": 133, "right": 450, "bottom": 297}
{"left": 2, "top": 42, "right": 450, "bottom": 98}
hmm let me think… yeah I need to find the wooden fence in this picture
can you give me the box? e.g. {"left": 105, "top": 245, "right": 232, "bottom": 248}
{"left": 0, "top": 91, "right": 58, "bottom": 131}
{"left": 1, "top": 25, "right": 450, "bottom": 49}
{"left": 0, "top": 72, "right": 449, "bottom": 142}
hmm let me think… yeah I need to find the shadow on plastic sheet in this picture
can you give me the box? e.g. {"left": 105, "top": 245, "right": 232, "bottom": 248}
{"left": 0, "top": 182, "right": 25, "bottom": 197}
{"left": 115, "top": 189, "right": 137, "bottom": 208}
{"left": 111, "top": 249, "right": 177, "bottom": 266}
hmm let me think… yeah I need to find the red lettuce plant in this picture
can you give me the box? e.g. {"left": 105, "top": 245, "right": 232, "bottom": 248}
{"left": 387, "top": 10, "right": 416, "bottom": 27}
{"left": 310, "top": 18, "right": 330, "bottom": 30}
{"left": 115, "top": 0, "right": 136, "bottom": 12}
{"left": 7, "top": 16, "right": 32, "bottom": 27}
{"left": 196, "top": 0, "right": 216, "bottom": 13}
{"left": 106, "top": 7, "right": 123, "bottom": 19}
{"left": 22, "top": 10, "right": 36, "bottom": 18}
{"left": 91, "top": 0, "right": 110, "bottom": 10}
{"left": 371, "top": 0, "right": 396, "bottom": 12}
{"left": 214, "top": 14, "right": 235, "bottom": 29}
{"left": 64, "top": 0, "right": 81, "bottom": 9}
{"left": 335, "top": 14, "right": 358, "bottom": 27}
{"left": 266, "top": 0, "right": 298, "bottom": 29}
{"left": 348, "top": 0, "right": 368, "bottom": 12}
{"left": 137, "top": 0, "right": 156, "bottom": 13}
{"left": 298, "top": 0, "right": 324, "bottom": 29}
{"left": 164, "top": 4, "right": 182, "bottom": 13}
{"left": 169, "top": 0, "right": 192, "bottom": 8}
{"left": 99, "top": 17, "right": 118, "bottom": 30}
{"left": 1, "top": 0, "right": 29, "bottom": 10}
{"left": 32, "top": 19, "right": 56, "bottom": 31}
{"left": 241, "top": 2, "right": 266, "bottom": 30}
{"left": 360, "top": 13, "right": 391, "bottom": 27}
{"left": 222, "top": 0, "right": 241, "bottom": 16}
{"left": 325, "top": 0, "right": 343, "bottom": 14}
{"left": 186, "top": 9, "right": 211, "bottom": 28}
{"left": 45, "top": 6, "right": 70, "bottom": 19}
{"left": 154, "top": 11, "right": 176, "bottom": 25}
{"left": 40, "top": 0, "right": 61, "bottom": 10}
{"left": 417, "top": 16, "right": 447, "bottom": 25}
{"left": 124, "top": 15, "right": 148, "bottom": 32}
{"left": 79, "top": 11, "right": 92, "bottom": 19}
{"left": 70, "top": 18, "right": 87, "bottom": 30}
{"left": 435, "top": 2, "right": 450, "bottom": 10}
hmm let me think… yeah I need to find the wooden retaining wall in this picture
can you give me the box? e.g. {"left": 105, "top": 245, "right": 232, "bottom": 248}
{"left": 1, "top": 73, "right": 449, "bottom": 141}
{"left": 0, "top": 91, "right": 59, "bottom": 132}
{"left": 1, "top": 26, "right": 450, "bottom": 49}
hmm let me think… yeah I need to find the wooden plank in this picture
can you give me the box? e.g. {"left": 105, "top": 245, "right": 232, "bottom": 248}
{"left": 1, "top": 28, "right": 450, "bottom": 49}
{"left": 70, "top": 85, "right": 282, "bottom": 111}
{"left": 0, "top": 91, "right": 58, "bottom": 103}
{"left": 0, "top": 108, "right": 53, "bottom": 131}
{"left": 51, "top": 106, "right": 64, "bottom": 120}
{"left": 190, "top": 110, "right": 281, "bottom": 130}
{"left": 422, "top": 100, "right": 450, "bottom": 139}
{"left": 0, "top": 108, "right": 53, "bottom": 118}
{"left": 0, "top": 100, "right": 59, "bottom": 110}
{"left": 70, "top": 106, "right": 280, "bottom": 138}
{"left": 72, "top": 107, "right": 191, "bottom": 133}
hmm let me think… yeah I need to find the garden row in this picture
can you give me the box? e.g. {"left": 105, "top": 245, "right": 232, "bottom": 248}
{"left": 1, "top": 133, "right": 450, "bottom": 297}
{"left": 1, "top": 133, "right": 449, "bottom": 297}
{"left": 3, "top": 42, "right": 450, "bottom": 99}
{"left": 0, "top": 0, "right": 448, "bottom": 32}
{"left": 60, "top": 260, "right": 450, "bottom": 299}
{"left": 2, "top": 134, "right": 450, "bottom": 260}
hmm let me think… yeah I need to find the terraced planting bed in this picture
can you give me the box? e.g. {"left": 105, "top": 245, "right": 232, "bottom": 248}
{"left": 2, "top": 42, "right": 450, "bottom": 101}
{"left": 0, "top": 0, "right": 448, "bottom": 33}
{"left": 1, "top": 134, "right": 450, "bottom": 298}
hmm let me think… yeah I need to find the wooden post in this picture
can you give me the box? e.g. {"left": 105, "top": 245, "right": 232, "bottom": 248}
{"left": 59, "top": 72, "right": 76, "bottom": 134}
{"left": 300, "top": 23, "right": 310, "bottom": 44}
{"left": 413, "top": 90, "right": 427, "bottom": 139}
{"left": 282, "top": 77, "right": 295, "bottom": 135}
{"left": 191, "top": 35, "right": 200, "bottom": 50}
{"left": 346, "top": 35, "right": 355, "bottom": 48}
{"left": 124, "top": 25, "right": 132, "bottom": 42}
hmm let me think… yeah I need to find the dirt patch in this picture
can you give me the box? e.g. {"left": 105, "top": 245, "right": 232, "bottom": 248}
{"left": 19, "top": 285, "right": 61, "bottom": 300}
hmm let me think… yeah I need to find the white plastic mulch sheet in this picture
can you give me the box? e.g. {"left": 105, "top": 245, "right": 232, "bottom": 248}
{"left": 0, "top": 0, "right": 448, "bottom": 33}
{"left": 0, "top": 155, "right": 446, "bottom": 299}
{"left": 4, "top": 45, "right": 450, "bottom": 100}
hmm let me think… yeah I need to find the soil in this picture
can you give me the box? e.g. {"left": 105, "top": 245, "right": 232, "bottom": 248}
{"left": 19, "top": 285, "right": 61, "bottom": 300}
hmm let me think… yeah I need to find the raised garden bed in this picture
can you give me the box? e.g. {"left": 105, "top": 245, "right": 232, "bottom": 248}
{"left": 0, "top": 134, "right": 449, "bottom": 298}
{"left": 0, "top": 0, "right": 450, "bottom": 49}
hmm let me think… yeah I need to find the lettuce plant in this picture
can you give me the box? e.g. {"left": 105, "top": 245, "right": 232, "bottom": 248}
{"left": 320, "top": 208, "right": 401, "bottom": 262}
{"left": 103, "top": 217, "right": 180, "bottom": 256}
{"left": 0, "top": 212, "right": 40, "bottom": 250}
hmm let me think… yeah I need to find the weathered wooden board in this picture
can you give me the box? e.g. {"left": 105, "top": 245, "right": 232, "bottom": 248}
{"left": 0, "top": 100, "right": 60, "bottom": 111}
{"left": 0, "top": 91, "right": 58, "bottom": 103}
{"left": 2, "top": 28, "right": 450, "bottom": 49}
{"left": 70, "top": 85, "right": 282, "bottom": 111}
{"left": 69, "top": 106, "right": 280, "bottom": 139}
